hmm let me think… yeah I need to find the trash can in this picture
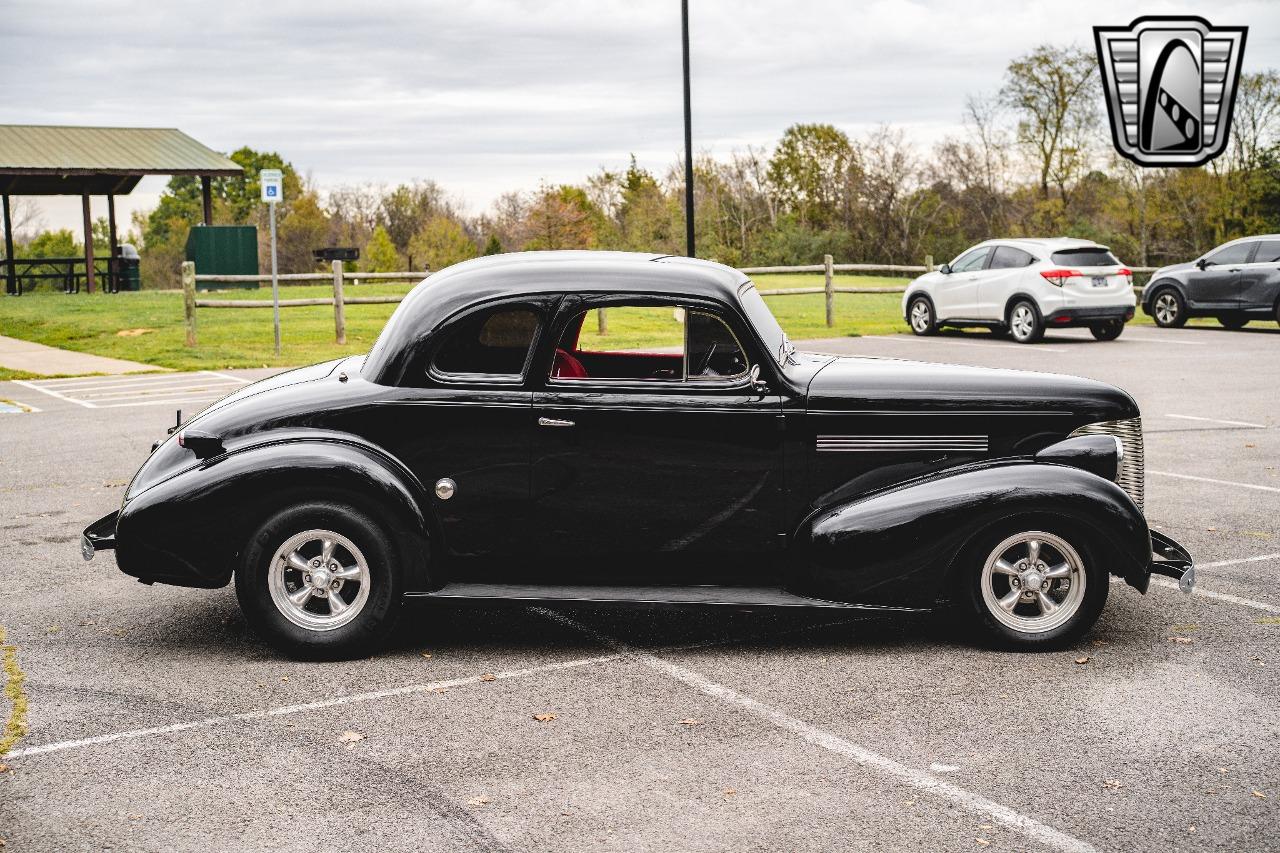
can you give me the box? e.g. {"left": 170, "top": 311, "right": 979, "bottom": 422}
{"left": 118, "top": 244, "right": 141, "bottom": 291}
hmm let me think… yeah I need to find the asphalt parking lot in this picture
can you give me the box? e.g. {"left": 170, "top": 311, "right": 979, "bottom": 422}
{"left": 1, "top": 322, "right": 1278, "bottom": 852}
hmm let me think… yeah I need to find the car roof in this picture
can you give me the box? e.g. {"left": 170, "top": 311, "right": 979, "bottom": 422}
{"left": 980, "top": 237, "right": 1109, "bottom": 252}
{"left": 362, "top": 250, "right": 753, "bottom": 385}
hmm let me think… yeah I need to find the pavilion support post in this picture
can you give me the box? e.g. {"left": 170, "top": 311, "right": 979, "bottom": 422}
{"left": 81, "top": 192, "right": 95, "bottom": 294}
{"left": 201, "top": 176, "right": 213, "bottom": 226}
{"left": 2, "top": 194, "right": 15, "bottom": 296}
{"left": 107, "top": 194, "right": 119, "bottom": 292}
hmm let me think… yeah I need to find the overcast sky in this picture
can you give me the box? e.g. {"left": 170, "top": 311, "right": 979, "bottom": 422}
{"left": 3, "top": 0, "right": 1277, "bottom": 234}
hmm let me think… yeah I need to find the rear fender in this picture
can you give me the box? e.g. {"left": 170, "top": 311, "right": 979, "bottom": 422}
{"left": 115, "top": 436, "right": 436, "bottom": 591}
{"left": 790, "top": 462, "right": 1150, "bottom": 608}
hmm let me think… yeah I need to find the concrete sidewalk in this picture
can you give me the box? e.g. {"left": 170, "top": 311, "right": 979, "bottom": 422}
{"left": 0, "top": 335, "right": 162, "bottom": 376}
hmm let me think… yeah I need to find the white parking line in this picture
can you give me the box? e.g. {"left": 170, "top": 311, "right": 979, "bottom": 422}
{"left": 5, "top": 651, "right": 624, "bottom": 760}
{"left": 869, "top": 336, "right": 1069, "bottom": 354}
{"left": 1150, "top": 470, "right": 1280, "bottom": 494}
{"left": 11, "top": 371, "right": 246, "bottom": 410}
{"left": 1164, "top": 414, "right": 1267, "bottom": 428}
{"left": 539, "top": 609, "right": 1099, "bottom": 853}
{"left": 1148, "top": 577, "right": 1280, "bottom": 614}
{"left": 1201, "top": 553, "right": 1280, "bottom": 569}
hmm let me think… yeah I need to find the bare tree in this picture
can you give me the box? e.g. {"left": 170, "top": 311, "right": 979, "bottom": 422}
{"left": 1000, "top": 45, "right": 1100, "bottom": 204}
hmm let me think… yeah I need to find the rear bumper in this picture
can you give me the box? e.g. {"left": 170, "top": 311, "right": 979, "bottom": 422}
{"left": 1148, "top": 530, "right": 1195, "bottom": 593}
{"left": 1043, "top": 306, "right": 1135, "bottom": 327}
{"left": 81, "top": 511, "right": 119, "bottom": 561}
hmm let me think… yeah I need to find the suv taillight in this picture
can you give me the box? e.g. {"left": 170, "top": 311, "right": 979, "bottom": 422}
{"left": 1117, "top": 267, "right": 1134, "bottom": 285}
{"left": 1040, "top": 269, "right": 1081, "bottom": 287}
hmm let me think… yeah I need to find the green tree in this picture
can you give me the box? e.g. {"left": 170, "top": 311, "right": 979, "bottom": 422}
{"left": 522, "top": 185, "right": 604, "bottom": 250}
{"left": 482, "top": 233, "right": 504, "bottom": 256}
{"left": 408, "top": 216, "right": 478, "bottom": 271}
{"left": 24, "top": 229, "right": 79, "bottom": 257}
{"left": 362, "top": 225, "right": 402, "bottom": 272}
{"left": 766, "top": 124, "right": 859, "bottom": 228}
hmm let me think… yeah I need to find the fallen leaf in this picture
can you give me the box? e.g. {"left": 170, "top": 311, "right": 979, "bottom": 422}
{"left": 1172, "top": 623, "right": 1199, "bottom": 632}
{"left": 1188, "top": 825, "right": 1197, "bottom": 833}
{"left": 467, "top": 796, "right": 490, "bottom": 807}
{"left": 979, "top": 824, "right": 993, "bottom": 830}
{"left": 1253, "top": 790, "right": 1268, "bottom": 799}
{"left": 1103, "top": 779, "right": 1123, "bottom": 789}
{"left": 421, "top": 652, "right": 432, "bottom": 659}
{"left": 1245, "top": 443, "right": 1256, "bottom": 448}
{"left": 1092, "top": 639, "right": 1110, "bottom": 647}
{"left": 723, "top": 788, "right": 737, "bottom": 796}
{"left": 678, "top": 719, "right": 703, "bottom": 726}
{"left": 533, "top": 713, "right": 558, "bottom": 722}
{"left": 1169, "top": 637, "right": 1194, "bottom": 645}
{"left": 127, "top": 813, "right": 143, "bottom": 820}
{"left": 480, "top": 673, "right": 496, "bottom": 682}
{"left": 1074, "top": 656, "right": 1090, "bottom": 665}
{"left": 976, "top": 840, "right": 991, "bottom": 848}
{"left": 1219, "top": 767, "right": 1229, "bottom": 774}
{"left": 338, "top": 730, "right": 365, "bottom": 749}
{"left": 115, "top": 328, "right": 154, "bottom": 337}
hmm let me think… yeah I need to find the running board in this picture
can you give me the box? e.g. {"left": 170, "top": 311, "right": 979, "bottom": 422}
{"left": 412, "top": 583, "right": 918, "bottom": 611}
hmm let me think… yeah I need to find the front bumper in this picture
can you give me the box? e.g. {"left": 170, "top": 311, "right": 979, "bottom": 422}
{"left": 81, "top": 511, "right": 118, "bottom": 561}
{"left": 1148, "top": 530, "right": 1195, "bottom": 593}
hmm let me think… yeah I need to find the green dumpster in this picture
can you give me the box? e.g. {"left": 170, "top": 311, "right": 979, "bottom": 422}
{"left": 185, "top": 225, "right": 259, "bottom": 290}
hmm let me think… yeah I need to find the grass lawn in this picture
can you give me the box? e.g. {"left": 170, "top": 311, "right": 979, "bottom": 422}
{"left": 0, "top": 273, "right": 1205, "bottom": 373}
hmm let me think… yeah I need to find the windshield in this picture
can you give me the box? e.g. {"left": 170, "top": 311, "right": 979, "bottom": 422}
{"left": 737, "top": 282, "right": 794, "bottom": 367}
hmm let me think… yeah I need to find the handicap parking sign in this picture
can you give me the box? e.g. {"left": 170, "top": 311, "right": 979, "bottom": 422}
{"left": 260, "top": 169, "right": 284, "bottom": 204}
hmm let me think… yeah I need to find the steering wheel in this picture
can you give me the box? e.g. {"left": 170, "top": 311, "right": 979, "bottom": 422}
{"left": 693, "top": 342, "right": 718, "bottom": 376}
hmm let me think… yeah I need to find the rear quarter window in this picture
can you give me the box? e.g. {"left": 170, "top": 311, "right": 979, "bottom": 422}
{"left": 1050, "top": 248, "right": 1120, "bottom": 266}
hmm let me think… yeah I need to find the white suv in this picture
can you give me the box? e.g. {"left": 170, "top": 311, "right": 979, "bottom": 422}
{"left": 902, "top": 238, "right": 1137, "bottom": 343}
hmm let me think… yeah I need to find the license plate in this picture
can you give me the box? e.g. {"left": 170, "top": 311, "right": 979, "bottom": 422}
{"left": 1091, "top": 276, "right": 1108, "bottom": 287}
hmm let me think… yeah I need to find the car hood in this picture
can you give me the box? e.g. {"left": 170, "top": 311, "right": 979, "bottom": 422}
{"left": 1152, "top": 260, "right": 1195, "bottom": 277}
{"left": 805, "top": 355, "right": 1138, "bottom": 421}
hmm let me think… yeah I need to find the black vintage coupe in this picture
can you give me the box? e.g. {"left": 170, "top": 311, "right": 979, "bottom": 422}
{"left": 83, "top": 251, "right": 1193, "bottom": 658}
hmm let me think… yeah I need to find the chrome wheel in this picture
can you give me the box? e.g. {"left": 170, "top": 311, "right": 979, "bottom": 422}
{"left": 1154, "top": 292, "right": 1179, "bottom": 325}
{"left": 910, "top": 299, "right": 932, "bottom": 333}
{"left": 267, "top": 528, "right": 370, "bottom": 632}
{"left": 980, "top": 531, "right": 1086, "bottom": 634}
{"left": 1010, "top": 304, "right": 1036, "bottom": 341}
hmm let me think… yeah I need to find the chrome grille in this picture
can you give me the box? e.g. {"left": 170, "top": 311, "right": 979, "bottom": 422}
{"left": 1070, "top": 417, "right": 1144, "bottom": 509}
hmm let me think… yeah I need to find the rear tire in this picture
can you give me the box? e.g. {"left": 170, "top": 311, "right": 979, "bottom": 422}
{"left": 1216, "top": 314, "right": 1248, "bottom": 330}
{"left": 956, "top": 522, "right": 1108, "bottom": 650}
{"left": 1089, "top": 320, "right": 1125, "bottom": 341}
{"left": 908, "top": 295, "right": 939, "bottom": 336}
{"left": 1151, "top": 287, "right": 1187, "bottom": 328}
{"left": 1008, "top": 300, "right": 1044, "bottom": 343}
{"left": 236, "top": 501, "right": 403, "bottom": 660}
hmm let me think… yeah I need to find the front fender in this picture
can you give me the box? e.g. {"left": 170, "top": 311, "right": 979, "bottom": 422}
{"left": 115, "top": 436, "right": 435, "bottom": 591}
{"left": 790, "top": 462, "right": 1150, "bottom": 608}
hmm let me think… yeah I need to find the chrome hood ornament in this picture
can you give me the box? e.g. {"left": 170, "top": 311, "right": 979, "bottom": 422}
{"left": 1094, "top": 16, "right": 1247, "bottom": 167}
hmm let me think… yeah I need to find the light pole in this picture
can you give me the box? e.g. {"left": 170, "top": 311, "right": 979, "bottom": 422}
{"left": 681, "top": 0, "right": 695, "bottom": 257}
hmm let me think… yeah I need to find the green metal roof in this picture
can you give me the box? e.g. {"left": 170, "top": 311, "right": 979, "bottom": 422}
{"left": 0, "top": 125, "right": 242, "bottom": 195}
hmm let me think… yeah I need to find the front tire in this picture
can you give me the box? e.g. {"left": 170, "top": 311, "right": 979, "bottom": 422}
{"left": 236, "top": 501, "right": 403, "bottom": 659}
{"left": 908, "top": 295, "right": 939, "bottom": 336}
{"left": 1008, "top": 300, "right": 1044, "bottom": 343}
{"left": 1150, "top": 287, "right": 1187, "bottom": 328}
{"left": 957, "top": 524, "right": 1108, "bottom": 650}
{"left": 1089, "top": 320, "right": 1125, "bottom": 341}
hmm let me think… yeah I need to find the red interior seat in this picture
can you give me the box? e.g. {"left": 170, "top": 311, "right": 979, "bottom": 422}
{"left": 552, "top": 348, "right": 588, "bottom": 379}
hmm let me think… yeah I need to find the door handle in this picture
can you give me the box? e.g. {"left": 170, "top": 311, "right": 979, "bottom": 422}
{"left": 538, "top": 417, "right": 575, "bottom": 428}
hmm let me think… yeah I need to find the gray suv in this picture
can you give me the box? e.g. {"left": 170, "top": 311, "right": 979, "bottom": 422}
{"left": 1142, "top": 235, "right": 1280, "bottom": 329}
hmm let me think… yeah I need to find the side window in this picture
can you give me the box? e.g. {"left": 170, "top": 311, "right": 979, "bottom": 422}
{"left": 550, "top": 305, "right": 747, "bottom": 382}
{"left": 1206, "top": 242, "right": 1255, "bottom": 266}
{"left": 951, "top": 247, "right": 992, "bottom": 273}
{"left": 990, "top": 246, "right": 1034, "bottom": 269}
{"left": 1251, "top": 240, "right": 1280, "bottom": 263}
{"left": 432, "top": 307, "right": 540, "bottom": 378}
